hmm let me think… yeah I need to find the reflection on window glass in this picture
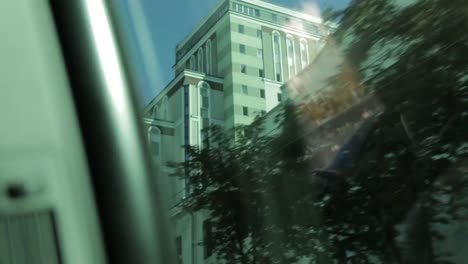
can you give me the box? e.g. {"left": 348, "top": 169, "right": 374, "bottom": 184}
{"left": 135, "top": 0, "right": 468, "bottom": 263}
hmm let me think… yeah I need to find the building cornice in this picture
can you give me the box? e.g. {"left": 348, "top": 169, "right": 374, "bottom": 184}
{"left": 230, "top": 12, "right": 327, "bottom": 39}
{"left": 144, "top": 70, "right": 224, "bottom": 113}
{"left": 239, "top": 0, "right": 322, "bottom": 24}
{"left": 184, "top": 70, "right": 224, "bottom": 83}
{"left": 143, "top": 118, "right": 175, "bottom": 128}
{"left": 172, "top": 14, "right": 229, "bottom": 71}
{"left": 174, "top": 0, "right": 333, "bottom": 69}
{"left": 176, "top": 0, "right": 229, "bottom": 51}
{"left": 173, "top": 10, "right": 330, "bottom": 72}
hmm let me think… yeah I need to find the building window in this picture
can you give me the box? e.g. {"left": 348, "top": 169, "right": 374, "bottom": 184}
{"left": 200, "top": 84, "right": 210, "bottom": 108}
{"left": 272, "top": 31, "right": 282, "bottom": 83}
{"left": 202, "top": 118, "right": 210, "bottom": 129}
{"left": 272, "top": 14, "right": 278, "bottom": 22}
{"left": 240, "top": 64, "right": 247, "bottom": 73}
{"left": 201, "top": 108, "right": 209, "bottom": 118}
{"left": 148, "top": 127, "right": 161, "bottom": 159}
{"left": 203, "top": 220, "right": 214, "bottom": 258}
{"left": 254, "top": 9, "right": 260, "bottom": 17}
{"left": 152, "top": 106, "right": 158, "bottom": 119}
{"left": 175, "top": 236, "right": 182, "bottom": 264}
{"left": 243, "top": 106, "right": 249, "bottom": 116}
{"left": 300, "top": 38, "right": 309, "bottom": 69}
{"left": 162, "top": 96, "right": 169, "bottom": 120}
{"left": 286, "top": 35, "right": 296, "bottom": 78}
{"left": 197, "top": 47, "right": 204, "bottom": 72}
{"left": 242, "top": 85, "right": 248, "bottom": 95}
{"left": 257, "top": 48, "right": 263, "bottom": 58}
{"left": 239, "top": 44, "right": 246, "bottom": 54}
{"left": 260, "top": 89, "right": 265, "bottom": 98}
{"left": 259, "top": 69, "right": 264, "bottom": 77}
{"left": 256, "top": 29, "right": 262, "bottom": 38}
{"left": 277, "top": 93, "right": 282, "bottom": 102}
{"left": 238, "top": 24, "right": 244, "bottom": 33}
{"left": 190, "top": 56, "right": 196, "bottom": 71}
{"left": 150, "top": 141, "right": 160, "bottom": 157}
{"left": 199, "top": 82, "right": 210, "bottom": 131}
{"left": 202, "top": 97, "right": 209, "bottom": 108}
{"left": 206, "top": 39, "right": 212, "bottom": 74}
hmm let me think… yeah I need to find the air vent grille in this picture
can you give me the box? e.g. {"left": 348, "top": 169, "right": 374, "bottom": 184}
{"left": 0, "top": 211, "right": 61, "bottom": 264}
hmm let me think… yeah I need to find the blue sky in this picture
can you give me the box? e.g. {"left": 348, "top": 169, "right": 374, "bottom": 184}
{"left": 120, "top": 0, "right": 349, "bottom": 105}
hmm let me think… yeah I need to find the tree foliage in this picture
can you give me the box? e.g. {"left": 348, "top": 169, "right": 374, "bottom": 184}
{"left": 170, "top": 104, "right": 328, "bottom": 263}
{"left": 321, "top": 0, "right": 468, "bottom": 263}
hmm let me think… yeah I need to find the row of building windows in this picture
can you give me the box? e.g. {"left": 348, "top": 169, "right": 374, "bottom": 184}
{"left": 238, "top": 43, "right": 263, "bottom": 58}
{"left": 188, "top": 39, "right": 213, "bottom": 74}
{"left": 231, "top": 2, "right": 283, "bottom": 26}
{"left": 241, "top": 84, "right": 265, "bottom": 99}
{"left": 237, "top": 24, "right": 263, "bottom": 40}
{"left": 232, "top": 2, "right": 260, "bottom": 17}
{"left": 240, "top": 93, "right": 282, "bottom": 117}
{"left": 240, "top": 64, "right": 264, "bottom": 78}
{"left": 242, "top": 106, "right": 267, "bottom": 117}
{"left": 232, "top": 1, "right": 319, "bottom": 34}
{"left": 240, "top": 107, "right": 273, "bottom": 117}
{"left": 273, "top": 31, "right": 311, "bottom": 82}
{"left": 237, "top": 23, "right": 312, "bottom": 82}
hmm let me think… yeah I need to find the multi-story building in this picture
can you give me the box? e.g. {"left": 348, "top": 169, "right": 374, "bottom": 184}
{"left": 142, "top": 0, "right": 333, "bottom": 262}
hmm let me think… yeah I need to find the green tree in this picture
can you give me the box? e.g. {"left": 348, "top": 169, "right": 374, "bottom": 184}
{"left": 169, "top": 103, "right": 331, "bottom": 263}
{"left": 316, "top": 0, "right": 468, "bottom": 263}
{"left": 169, "top": 125, "right": 263, "bottom": 263}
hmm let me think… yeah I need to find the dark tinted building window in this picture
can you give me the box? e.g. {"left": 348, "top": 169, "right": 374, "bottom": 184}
{"left": 243, "top": 107, "right": 249, "bottom": 116}
{"left": 238, "top": 24, "right": 244, "bottom": 33}
{"left": 203, "top": 221, "right": 213, "bottom": 258}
